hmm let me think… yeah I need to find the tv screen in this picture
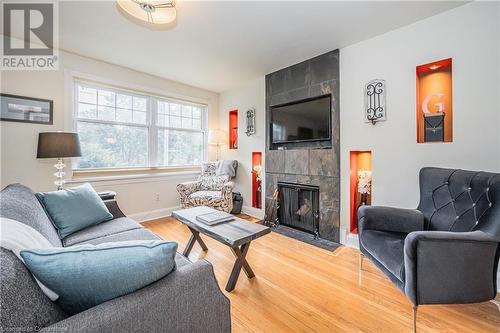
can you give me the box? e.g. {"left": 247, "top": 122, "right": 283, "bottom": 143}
{"left": 271, "top": 95, "right": 331, "bottom": 143}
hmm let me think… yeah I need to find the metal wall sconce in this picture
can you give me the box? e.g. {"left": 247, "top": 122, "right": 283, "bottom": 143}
{"left": 364, "top": 79, "right": 386, "bottom": 125}
{"left": 245, "top": 108, "right": 256, "bottom": 136}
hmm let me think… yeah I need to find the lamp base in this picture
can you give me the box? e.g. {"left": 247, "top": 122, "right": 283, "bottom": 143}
{"left": 54, "top": 158, "right": 66, "bottom": 191}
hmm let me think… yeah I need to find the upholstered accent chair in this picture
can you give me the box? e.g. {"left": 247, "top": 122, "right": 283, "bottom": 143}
{"left": 358, "top": 167, "right": 500, "bottom": 332}
{"left": 177, "top": 160, "right": 238, "bottom": 213}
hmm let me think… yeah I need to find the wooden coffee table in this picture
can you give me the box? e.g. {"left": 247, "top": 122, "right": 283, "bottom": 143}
{"left": 172, "top": 206, "right": 270, "bottom": 292}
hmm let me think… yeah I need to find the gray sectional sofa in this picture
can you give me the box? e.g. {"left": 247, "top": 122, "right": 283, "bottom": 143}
{"left": 0, "top": 184, "right": 231, "bottom": 333}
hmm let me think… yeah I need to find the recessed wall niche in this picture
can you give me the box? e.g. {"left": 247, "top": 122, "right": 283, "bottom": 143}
{"left": 349, "top": 151, "right": 372, "bottom": 234}
{"left": 229, "top": 109, "right": 238, "bottom": 149}
{"left": 251, "top": 152, "right": 263, "bottom": 209}
{"left": 416, "top": 58, "right": 453, "bottom": 143}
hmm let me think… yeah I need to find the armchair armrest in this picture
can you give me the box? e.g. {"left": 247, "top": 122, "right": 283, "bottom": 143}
{"left": 220, "top": 181, "right": 235, "bottom": 213}
{"left": 42, "top": 260, "right": 231, "bottom": 333}
{"left": 358, "top": 206, "right": 424, "bottom": 234}
{"left": 404, "top": 230, "right": 500, "bottom": 305}
{"left": 177, "top": 180, "right": 202, "bottom": 199}
{"left": 221, "top": 181, "right": 235, "bottom": 198}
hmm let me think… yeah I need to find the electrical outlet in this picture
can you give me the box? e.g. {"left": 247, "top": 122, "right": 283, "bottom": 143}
{"left": 155, "top": 193, "right": 160, "bottom": 201}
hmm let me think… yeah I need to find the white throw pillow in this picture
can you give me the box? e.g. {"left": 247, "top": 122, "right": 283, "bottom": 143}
{"left": 0, "top": 217, "right": 59, "bottom": 301}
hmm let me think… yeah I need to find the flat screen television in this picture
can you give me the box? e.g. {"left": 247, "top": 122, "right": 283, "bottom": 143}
{"left": 271, "top": 94, "right": 331, "bottom": 143}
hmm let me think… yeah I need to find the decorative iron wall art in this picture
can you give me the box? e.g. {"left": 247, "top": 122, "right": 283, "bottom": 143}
{"left": 245, "top": 108, "right": 256, "bottom": 136}
{"left": 364, "top": 79, "right": 386, "bottom": 125}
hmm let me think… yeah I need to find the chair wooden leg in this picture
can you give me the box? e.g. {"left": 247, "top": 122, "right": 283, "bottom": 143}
{"left": 412, "top": 305, "right": 418, "bottom": 333}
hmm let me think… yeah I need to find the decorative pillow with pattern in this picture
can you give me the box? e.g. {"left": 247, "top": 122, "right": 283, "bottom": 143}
{"left": 201, "top": 161, "right": 217, "bottom": 177}
{"left": 200, "top": 175, "right": 229, "bottom": 191}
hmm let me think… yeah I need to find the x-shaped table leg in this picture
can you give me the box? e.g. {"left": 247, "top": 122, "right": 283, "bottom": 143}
{"left": 226, "top": 242, "right": 254, "bottom": 292}
{"left": 182, "top": 227, "right": 208, "bottom": 257}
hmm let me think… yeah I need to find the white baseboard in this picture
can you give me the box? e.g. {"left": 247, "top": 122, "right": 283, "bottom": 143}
{"left": 345, "top": 232, "right": 359, "bottom": 249}
{"left": 130, "top": 205, "right": 181, "bottom": 223}
{"left": 131, "top": 204, "right": 264, "bottom": 223}
{"left": 241, "top": 205, "right": 265, "bottom": 219}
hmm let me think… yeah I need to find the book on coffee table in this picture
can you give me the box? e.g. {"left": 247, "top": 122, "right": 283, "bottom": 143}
{"left": 196, "top": 211, "right": 234, "bottom": 225}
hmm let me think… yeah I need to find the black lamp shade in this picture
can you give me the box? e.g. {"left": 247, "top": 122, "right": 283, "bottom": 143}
{"left": 37, "top": 132, "right": 82, "bottom": 158}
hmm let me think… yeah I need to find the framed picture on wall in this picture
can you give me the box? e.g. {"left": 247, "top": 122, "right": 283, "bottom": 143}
{"left": 0, "top": 93, "right": 53, "bottom": 125}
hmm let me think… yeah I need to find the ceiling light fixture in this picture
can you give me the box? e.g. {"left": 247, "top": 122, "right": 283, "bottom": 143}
{"left": 116, "top": 0, "right": 176, "bottom": 29}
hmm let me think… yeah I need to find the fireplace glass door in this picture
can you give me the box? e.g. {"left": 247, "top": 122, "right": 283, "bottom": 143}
{"left": 278, "top": 182, "right": 319, "bottom": 237}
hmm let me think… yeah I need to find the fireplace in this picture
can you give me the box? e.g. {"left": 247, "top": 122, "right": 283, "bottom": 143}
{"left": 278, "top": 182, "right": 320, "bottom": 238}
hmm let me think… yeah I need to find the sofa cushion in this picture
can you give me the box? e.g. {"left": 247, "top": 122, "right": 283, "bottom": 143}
{"left": 71, "top": 228, "right": 159, "bottom": 246}
{"left": 360, "top": 230, "right": 406, "bottom": 282}
{"left": 71, "top": 227, "right": 191, "bottom": 268}
{"left": 21, "top": 240, "right": 178, "bottom": 315}
{"left": 63, "top": 217, "right": 142, "bottom": 247}
{"left": 190, "top": 190, "right": 222, "bottom": 200}
{"left": 0, "top": 248, "right": 67, "bottom": 331}
{"left": 36, "top": 183, "right": 113, "bottom": 239}
{"left": 0, "top": 184, "right": 62, "bottom": 247}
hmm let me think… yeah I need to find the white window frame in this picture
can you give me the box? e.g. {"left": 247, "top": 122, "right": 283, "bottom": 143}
{"left": 72, "top": 79, "right": 208, "bottom": 171}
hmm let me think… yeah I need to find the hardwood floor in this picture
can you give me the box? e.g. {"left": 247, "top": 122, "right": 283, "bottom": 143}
{"left": 143, "top": 215, "right": 500, "bottom": 333}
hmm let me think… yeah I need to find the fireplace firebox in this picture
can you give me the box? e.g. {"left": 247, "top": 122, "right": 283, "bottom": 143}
{"left": 277, "top": 182, "right": 320, "bottom": 238}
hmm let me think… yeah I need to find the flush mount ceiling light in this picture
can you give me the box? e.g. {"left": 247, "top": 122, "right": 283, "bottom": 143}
{"left": 116, "top": 0, "right": 176, "bottom": 29}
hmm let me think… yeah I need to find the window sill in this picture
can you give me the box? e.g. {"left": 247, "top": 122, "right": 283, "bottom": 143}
{"left": 69, "top": 166, "right": 201, "bottom": 185}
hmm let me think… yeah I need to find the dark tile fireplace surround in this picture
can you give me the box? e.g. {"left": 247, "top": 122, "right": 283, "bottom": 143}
{"left": 265, "top": 50, "right": 340, "bottom": 244}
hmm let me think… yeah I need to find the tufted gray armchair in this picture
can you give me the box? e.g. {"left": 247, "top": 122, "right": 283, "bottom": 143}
{"left": 358, "top": 167, "right": 500, "bottom": 332}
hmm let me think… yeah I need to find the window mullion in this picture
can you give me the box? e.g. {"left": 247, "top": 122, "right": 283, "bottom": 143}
{"left": 203, "top": 106, "right": 208, "bottom": 161}
{"left": 149, "top": 97, "right": 157, "bottom": 167}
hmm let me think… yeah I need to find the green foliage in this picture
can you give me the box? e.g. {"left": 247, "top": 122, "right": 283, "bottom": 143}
{"left": 157, "top": 130, "right": 203, "bottom": 166}
{"left": 77, "top": 122, "right": 148, "bottom": 168}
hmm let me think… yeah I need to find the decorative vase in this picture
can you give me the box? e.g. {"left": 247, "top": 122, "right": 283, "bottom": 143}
{"left": 360, "top": 193, "right": 368, "bottom": 206}
{"left": 256, "top": 183, "right": 262, "bottom": 209}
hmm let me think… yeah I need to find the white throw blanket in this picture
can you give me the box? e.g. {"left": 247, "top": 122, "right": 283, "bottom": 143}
{"left": 0, "top": 217, "right": 59, "bottom": 301}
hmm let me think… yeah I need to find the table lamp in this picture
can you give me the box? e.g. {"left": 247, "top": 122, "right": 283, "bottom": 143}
{"left": 37, "top": 132, "right": 82, "bottom": 190}
{"left": 208, "top": 129, "right": 226, "bottom": 160}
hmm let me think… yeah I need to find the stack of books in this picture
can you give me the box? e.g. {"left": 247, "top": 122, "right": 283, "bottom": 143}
{"left": 196, "top": 211, "right": 234, "bottom": 225}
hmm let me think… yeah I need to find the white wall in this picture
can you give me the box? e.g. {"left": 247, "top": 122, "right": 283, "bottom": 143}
{"left": 340, "top": 1, "right": 500, "bottom": 240}
{"left": 218, "top": 77, "right": 266, "bottom": 217}
{"left": 1, "top": 49, "right": 219, "bottom": 217}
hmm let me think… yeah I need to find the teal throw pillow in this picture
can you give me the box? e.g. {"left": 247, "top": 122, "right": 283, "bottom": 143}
{"left": 36, "top": 183, "right": 113, "bottom": 239}
{"left": 20, "top": 240, "right": 178, "bottom": 314}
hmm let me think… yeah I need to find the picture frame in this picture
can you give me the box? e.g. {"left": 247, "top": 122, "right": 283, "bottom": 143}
{"left": 0, "top": 93, "right": 53, "bottom": 125}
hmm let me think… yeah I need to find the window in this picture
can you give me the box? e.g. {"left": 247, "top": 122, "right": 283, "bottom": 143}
{"left": 74, "top": 81, "right": 207, "bottom": 170}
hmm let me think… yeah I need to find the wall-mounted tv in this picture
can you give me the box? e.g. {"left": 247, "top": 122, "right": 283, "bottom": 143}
{"left": 271, "top": 94, "right": 331, "bottom": 144}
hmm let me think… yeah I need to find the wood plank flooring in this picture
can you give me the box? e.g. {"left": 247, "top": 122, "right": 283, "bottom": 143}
{"left": 143, "top": 215, "right": 500, "bottom": 333}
